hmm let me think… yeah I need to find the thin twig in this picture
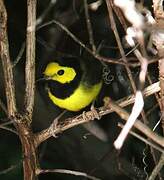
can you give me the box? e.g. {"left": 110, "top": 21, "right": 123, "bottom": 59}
{"left": 147, "top": 75, "right": 161, "bottom": 109}
{"left": 84, "top": 0, "right": 96, "bottom": 53}
{"left": 118, "top": 123, "right": 164, "bottom": 153}
{"left": 104, "top": 97, "right": 164, "bottom": 148}
{"left": 36, "top": 0, "right": 57, "bottom": 27}
{"left": 0, "top": 161, "right": 22, "bottom": 175}
{"left": 128, "top": 58, "right": 158, "bottom": 68}
{"left": 146, "top": 75, "right": 162, "bottom": 179}
{"left": 0, "top": 125, "right": 18, "bottom": 135}
{"left": 111, "top": 0, "right": 150, "bottom": 150}
{"left": 106, "top": 0, "right": 137, "bottom": 92}
{"left": 148, "top": 154, "right": 164, "bottom": 180}
{"left": 0, "top": 121, "right": 13, "bottom": 126}
{"left": 37, "top": 20, "right": 126, "bottom": 66}
{"left": 116, "top": 81, "right": 160, "bottom": 109}
{"left": 111, "top": 1, "right": 128, "bottom": 31}
{"left": 107, "top": 0, "right": 148, "bottom": 132}
{"left": 38, "top": 168, "right": 101, "bottom": 180}
{"left": 12, "top": 41, "right": 26, "bottom": 67}
{"left": 0, "top": 98, "right": 7, "bottom": 115}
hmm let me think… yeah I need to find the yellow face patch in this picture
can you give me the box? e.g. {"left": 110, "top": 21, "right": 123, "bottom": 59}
{"left": 44, "top": 62, "right": 76, "bottom": 84}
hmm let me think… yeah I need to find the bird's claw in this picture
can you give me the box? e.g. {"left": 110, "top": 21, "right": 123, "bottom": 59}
{"left": 50, "top": 119, "right": 58, "bottom": 138}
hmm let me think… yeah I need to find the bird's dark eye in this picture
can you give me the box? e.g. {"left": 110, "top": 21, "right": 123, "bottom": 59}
{"left": 57, "top": 69, "right": 64, "bottom": 75}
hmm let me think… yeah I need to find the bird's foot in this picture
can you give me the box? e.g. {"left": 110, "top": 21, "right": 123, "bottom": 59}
{"left": 50, "top": 119, "right": 58, "bottom": 138}
{"left": 90, "top": 103, "right": 101, "bottom": 120}
{"left": 50, "top": 110, "right": 66, "bottom": 138}
{"left": 82, "top": 105, "right": 101, "bottom": 121}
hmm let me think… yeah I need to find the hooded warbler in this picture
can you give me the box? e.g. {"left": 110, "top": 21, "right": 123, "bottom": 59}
{"left": 43, "top": 56, "right": 103, "bottom": 111}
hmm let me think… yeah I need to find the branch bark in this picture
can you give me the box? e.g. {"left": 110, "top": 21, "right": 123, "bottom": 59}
{"left": 0, "top": 1, "right": 38, "bottom": 180}
{"left": 24, "top": 0, "right": 36, "bottom": 118}
{"left": 0, "top": 0, "right": 17, "bottom": 117}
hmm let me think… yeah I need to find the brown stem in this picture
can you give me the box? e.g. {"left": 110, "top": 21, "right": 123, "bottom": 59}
{"left": 105, "top": 98, "right": 164, "bottom": 148}
{"left": 16, "top": 119, "right": 39, "bottom": 180}
{"left": 148, "top": 153, "right": 164, "bottom": 180}
{"left": 0, "top": 1, "right": 39, "bottom": 179}
{"left": 0, "top": 0, "right": 17, "bottom": 117}
{"left": 24, "top": 0, "right": 36, "bottom": 118}
{"left": 106, "top": 0, "right": 136, "bottom": 92}
{"left": 83, "top": 0, "right": 96, "bottom": 53}
{"left": 21, "top": 0, "right": 38, "bottom": 179}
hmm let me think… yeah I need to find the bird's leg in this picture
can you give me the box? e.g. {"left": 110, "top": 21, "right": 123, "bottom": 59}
{"left": 50, "top": 110, "right": 66, "bottom": 138}
{"left": 82, "top": 101, "right": 101, "bottom": 121}
{"left": 90, "top": 100, "right": 101, "bottom": 120}
{"left": 50, "top": 120, "right": 58, "bottom": 138}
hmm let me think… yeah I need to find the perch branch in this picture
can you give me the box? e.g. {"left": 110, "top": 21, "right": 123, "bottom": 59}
{"left": 34, "top": 82, "right": 163, "bottom": 148}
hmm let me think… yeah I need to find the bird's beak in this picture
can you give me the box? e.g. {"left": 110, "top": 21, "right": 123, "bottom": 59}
{"left": 44, "top": 73, "right": 57, "bottom": 80}
{"left": 44, "top": 75, "right": 52, "bottom": 80}
{"left": 36, "top": 76, "right": 50, "bottom": 82}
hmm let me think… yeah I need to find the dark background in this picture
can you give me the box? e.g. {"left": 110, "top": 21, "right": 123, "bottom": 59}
{"left": 0, "top": 0, "right": 162, "bottom": 179}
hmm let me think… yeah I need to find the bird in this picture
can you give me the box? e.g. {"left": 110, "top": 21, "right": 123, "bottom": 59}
{"left": 43, "top": 56, "right": 103, "bottom": 112}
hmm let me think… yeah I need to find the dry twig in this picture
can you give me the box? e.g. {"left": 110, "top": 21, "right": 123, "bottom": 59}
{"left": 148, "top": 154, "right": 164, "bottom": 180}
{"left": 38, "top": 168, "right": 101, "bottom": 180}
{"left": 34, "top": 81, "right": 163, "bottom": 148}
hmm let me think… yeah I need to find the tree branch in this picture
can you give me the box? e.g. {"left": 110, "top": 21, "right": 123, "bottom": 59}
{"left": 34, "top": 81, "right": 164, "bottom": 148}
{"left": 24, "top": 0, "right": 36, "bottom": 118}
{"left": 0, "top": 0, "right": 17, "bottom": 117}
{"left": 1, "top": 1, "right": 39, "bottom": 180}
{"left": 148, "top": 153, "right": 164, "bottom": 180}
{"left": 104, "top": 97, "right": 164, "bottom": 148}
{"left": 38, "top": 168, "right": 101, "bottom": 180}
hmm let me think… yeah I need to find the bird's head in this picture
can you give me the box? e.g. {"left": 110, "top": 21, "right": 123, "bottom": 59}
{"left": 44, "top": 62, "right": 76, "bottom": 84}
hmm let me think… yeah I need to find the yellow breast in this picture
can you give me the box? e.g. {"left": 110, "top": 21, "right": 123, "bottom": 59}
{"left": 48, "top": 82, "right": 102, "bottom": 111}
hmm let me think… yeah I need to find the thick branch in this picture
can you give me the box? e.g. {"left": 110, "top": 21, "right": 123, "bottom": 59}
{"left": 24, "top": 0, "right": 36, "bottom": 118}
{"left": 16, "top": 119, "right": 39, "bottom": 180}
{"left": 0, "top": 1, "right": 39, "bottom": 180}
{"left": 0, "top": 0, "right": 17, "bottom": 117}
